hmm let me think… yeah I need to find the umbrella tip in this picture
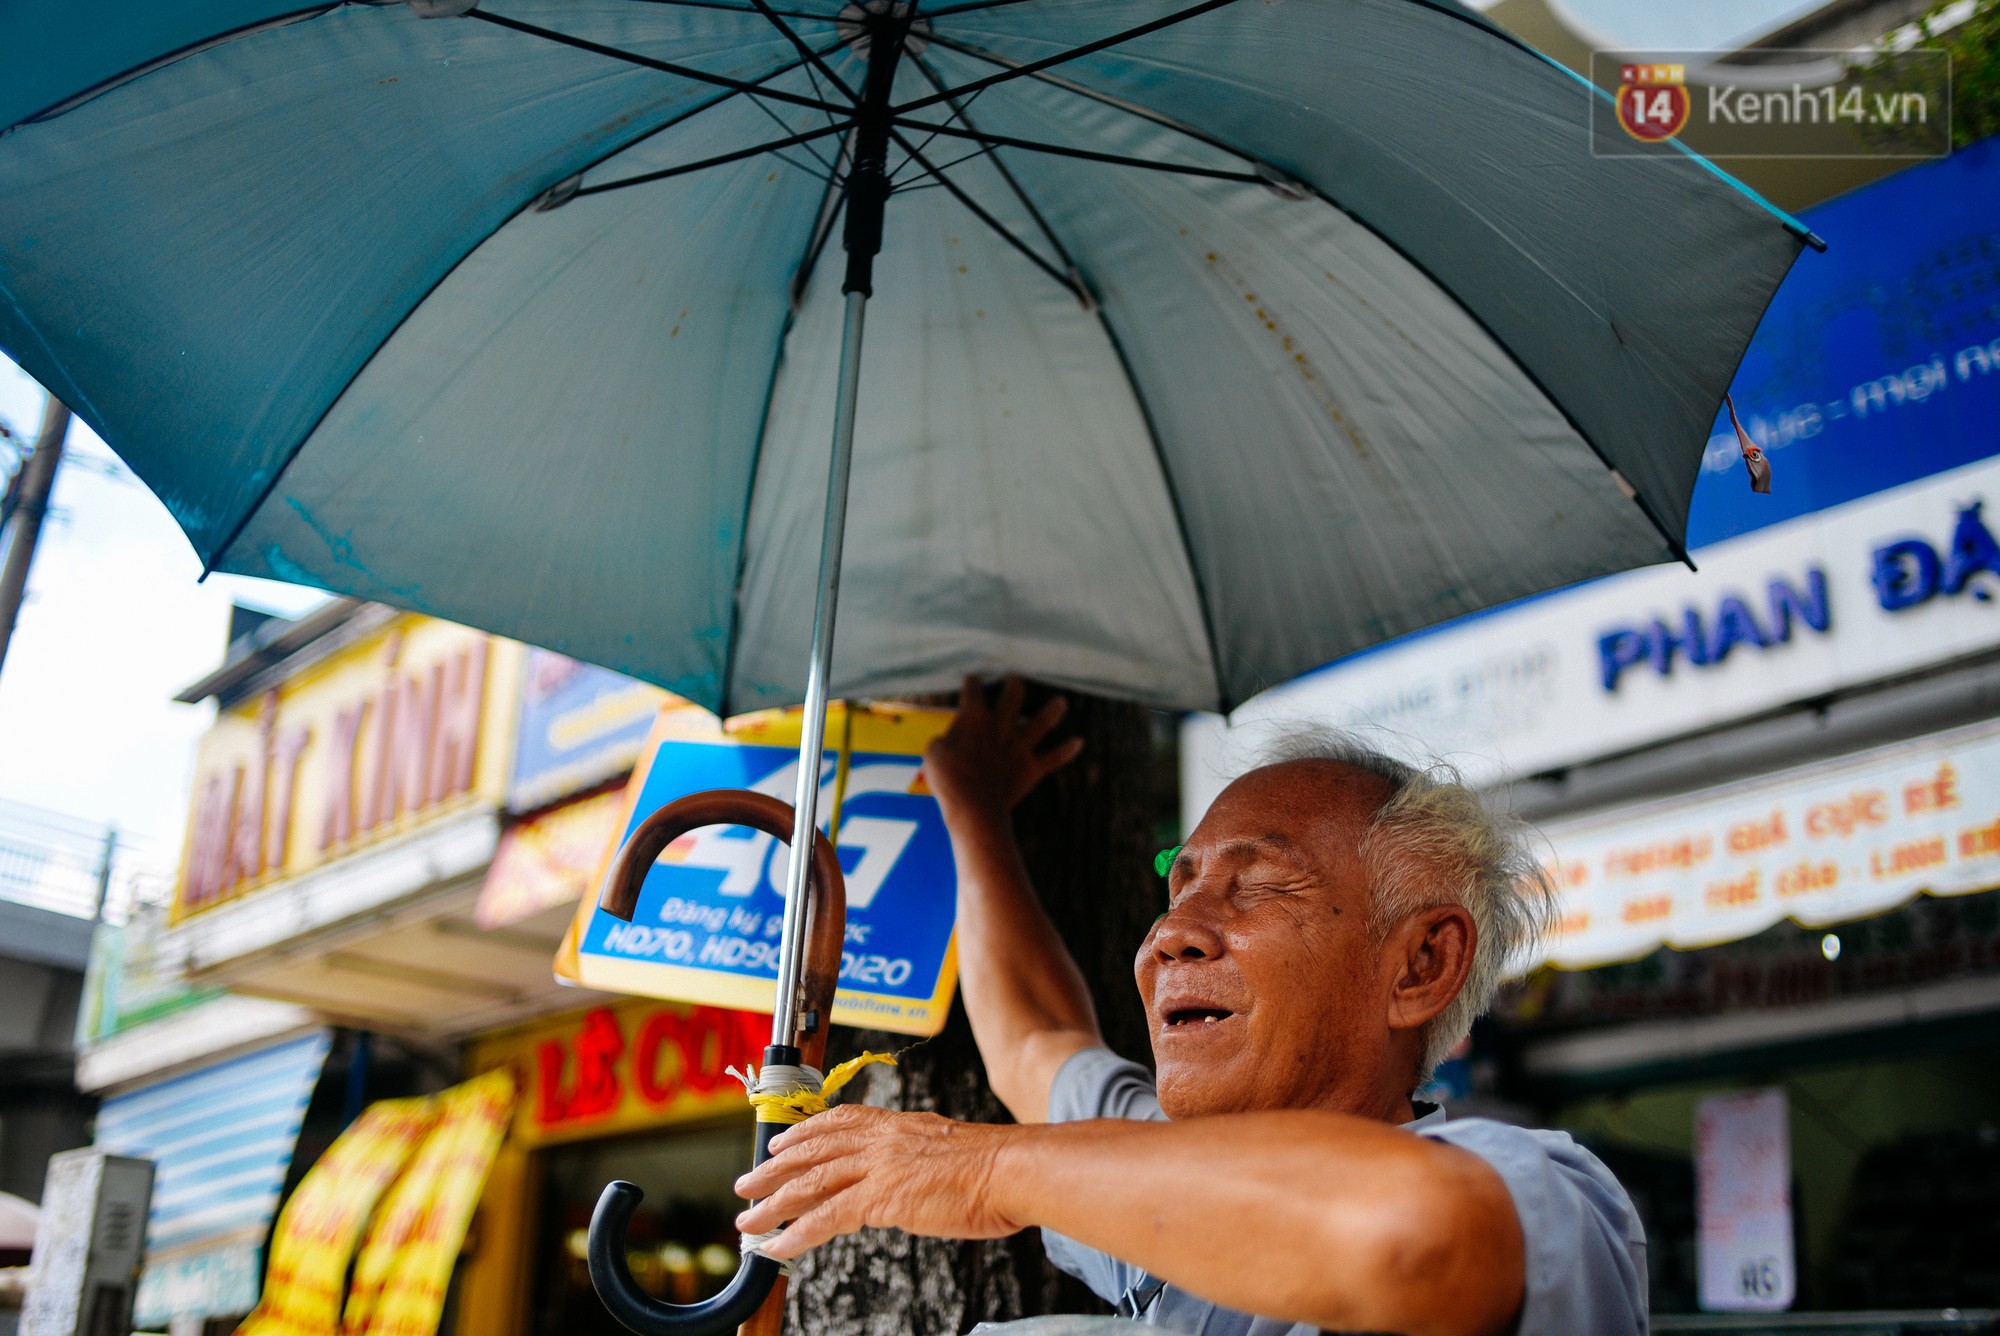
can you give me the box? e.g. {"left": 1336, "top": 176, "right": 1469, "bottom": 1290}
{"left": 1254, "top": 163, "right": 1312, "bottom": 202}
{"left": 532, "top": 174, "right": 583, "bottom": 213}
{"left": 1067, "top": 267, "right": 1099, "bottom": 313}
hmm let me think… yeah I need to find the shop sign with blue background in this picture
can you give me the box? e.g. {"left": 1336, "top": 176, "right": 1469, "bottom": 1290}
{"left": 1690, "top": 138, "right": 2000, "bottom": 548}
{"left": 509, "top": 647, "right": 666, "bottom": 811}
{"left": 559, "top": 706, "right": 959, "bottom": 1036}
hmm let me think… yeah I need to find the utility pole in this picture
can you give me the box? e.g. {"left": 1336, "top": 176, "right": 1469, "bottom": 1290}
{"left": 0, "top": 393, "right": 72, "bottom": 678}
{"left": 91, "top": 824, "right": 118, "bottom": 922}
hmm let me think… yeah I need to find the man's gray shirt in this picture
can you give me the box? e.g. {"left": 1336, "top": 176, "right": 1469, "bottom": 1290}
{"left": 1039, "top": 1047, "right": 1648, "bottom": 1336}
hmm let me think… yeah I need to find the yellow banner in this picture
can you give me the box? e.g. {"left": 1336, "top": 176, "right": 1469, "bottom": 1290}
{"left": 173, "top": 616, "right": 520, "bottom": 924}
{"left": 236, "top": 1099, "right": 440, "bottom": 1336}
{"left": 341, "top": 1071, "right": 517, "bottom": 1336}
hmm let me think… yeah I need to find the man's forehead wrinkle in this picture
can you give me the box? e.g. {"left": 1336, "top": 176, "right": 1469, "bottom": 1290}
{"left": 1183, "top": 834, "right": 1314, "bottom": 875}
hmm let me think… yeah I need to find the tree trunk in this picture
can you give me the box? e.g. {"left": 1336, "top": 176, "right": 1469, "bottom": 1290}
{"left": 783, "top": 688, "right": 1166, "bottom": 1336}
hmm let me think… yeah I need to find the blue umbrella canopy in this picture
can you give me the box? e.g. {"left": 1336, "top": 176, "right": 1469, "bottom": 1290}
{"left": 0, "top": 0, "right": 1815, "bottom": 716}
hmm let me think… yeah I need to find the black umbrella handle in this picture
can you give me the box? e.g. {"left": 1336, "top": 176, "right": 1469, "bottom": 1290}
{"left": 588, "top": 1181, "right": 782, "bottom": 1336}
{"left": 589, "top": 790, "right": 846, "bottom": 1336}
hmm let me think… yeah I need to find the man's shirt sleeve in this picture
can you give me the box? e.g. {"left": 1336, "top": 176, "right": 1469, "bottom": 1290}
{"left": 1039, "top": 1047, "right": 1164, "bottom": 1309}
{"left": 1046, "top": 1045, "right": 1165, "bottom": 1124}
{"left": 1422, "top": 1120, "right": 1650, "bottom": 1336}
{"left": 1032, "top": 1046, "right": 1649, "bottom": 1335}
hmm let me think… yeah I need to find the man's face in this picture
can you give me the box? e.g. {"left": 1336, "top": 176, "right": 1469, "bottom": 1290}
{"left": 1136, "top": 760, "right": 1403, "bottom": 1119}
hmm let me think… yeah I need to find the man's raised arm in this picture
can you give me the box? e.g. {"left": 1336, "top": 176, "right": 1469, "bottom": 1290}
{"left": 922, "top": 675, "right": 1098, "bottom": 1122}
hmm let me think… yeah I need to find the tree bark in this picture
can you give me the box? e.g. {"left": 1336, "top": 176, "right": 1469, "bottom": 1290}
{"left": 783, "top": 688, "right": 1165, "bottom": 1336}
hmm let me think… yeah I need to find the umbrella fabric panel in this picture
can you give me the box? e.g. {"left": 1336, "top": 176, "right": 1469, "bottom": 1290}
{"left": 0, "top": 0, "right": 315, "bottom": 130}
{"left": 928, "top": 52, "right": 1665, "bottom": 709}
{"left": 0, "top": 1, "right": 798, "bottom": 560}
{"left": 0, "top": 0, "right": 1814, "bottom": 721}
{"left": 940, "top": 0, "right": 1806, "bottom": 537}
{"left": 221, "top": 88, "right": 830, "bottom": 710}
{"left": 730, "top": 134, "right": 1218, "bottom": 713}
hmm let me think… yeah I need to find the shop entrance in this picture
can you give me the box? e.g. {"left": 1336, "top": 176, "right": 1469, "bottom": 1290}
{"left": 527, "top": 1117, "right": 753, "bottom": 1336}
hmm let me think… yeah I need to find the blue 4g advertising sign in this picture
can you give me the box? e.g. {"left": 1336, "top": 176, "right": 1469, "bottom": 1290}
{"left": 558, "top": 703, "right": 960, "bottom": 1036}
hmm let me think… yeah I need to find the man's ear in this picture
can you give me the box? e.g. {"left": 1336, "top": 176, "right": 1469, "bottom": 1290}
{"left": 1384, "top": 905, "right": 1477, "bottom": 1033}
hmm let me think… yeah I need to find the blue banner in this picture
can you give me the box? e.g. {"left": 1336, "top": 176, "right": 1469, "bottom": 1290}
{"left": 509, "top": 648, "right": 664, "bottom": 811}
{"left": 1688, "top": 138, "right": 2000, "bottom": 548}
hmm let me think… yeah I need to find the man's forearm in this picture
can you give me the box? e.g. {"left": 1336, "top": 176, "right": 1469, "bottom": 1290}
{"left": 989, "top": 1112, "right": 1524, "bottom": 1336}
{"left": 946, "top": 801, "right": 1101, "bottom": 1120}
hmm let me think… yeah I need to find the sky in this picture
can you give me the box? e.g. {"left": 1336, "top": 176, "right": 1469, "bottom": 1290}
{"left": 0, "top": 356, "right": 327, "bottom": 874}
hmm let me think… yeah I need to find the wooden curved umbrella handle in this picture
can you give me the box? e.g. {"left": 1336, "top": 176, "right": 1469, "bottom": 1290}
{"left": 596, "top": 789, "right": 848, "bottom": 1336}
{"left": 600, "top": 786, "right": 845, "bottom": 1060}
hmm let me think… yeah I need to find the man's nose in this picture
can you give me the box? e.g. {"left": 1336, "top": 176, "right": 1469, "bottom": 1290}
{"left": 1151, "top": 899, "right": 1227, "bottom": 961}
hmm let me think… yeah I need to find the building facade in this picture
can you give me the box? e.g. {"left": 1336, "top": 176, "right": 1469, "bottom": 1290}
{"left": 67, "top": 601, "right": 782, "bottom": 1336}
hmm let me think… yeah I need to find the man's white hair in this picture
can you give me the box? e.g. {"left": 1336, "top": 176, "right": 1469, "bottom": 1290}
{"left": 1253, "top": 727, "right": 1557, "bottom": 1080}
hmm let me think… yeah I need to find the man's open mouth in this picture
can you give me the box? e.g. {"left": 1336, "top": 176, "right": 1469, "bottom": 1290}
{"left": 1164, "top": 1007, "right": 1235, "bottom": 1027}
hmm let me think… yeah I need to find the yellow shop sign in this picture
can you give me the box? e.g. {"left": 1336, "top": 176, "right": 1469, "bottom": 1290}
{"left": 173, "top": 615, "right": 518, "bottom": 922}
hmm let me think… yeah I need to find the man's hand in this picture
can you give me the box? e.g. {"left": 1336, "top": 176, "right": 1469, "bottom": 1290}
{"left": 923, "top": 674, "right": 1084, "bottom": 818}
{"left": 925, "top": 671, "right": 1100, "bottom": 1122}
{"left": 733, "top": 1105, "right": 1024, "bottom": 1259}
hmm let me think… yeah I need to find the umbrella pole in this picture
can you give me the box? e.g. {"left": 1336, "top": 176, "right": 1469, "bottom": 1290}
{"left": 768, "top": 285, "right": 868, "bottom": 1056}
{"left": 746, "top": 28, "right": 901, "bottom": 1327}
{"left": 656, "top": 19, "right": 899, "bottom": 1336}
{"left": 767, "top": 0, "right": 904, "bottom": 1068}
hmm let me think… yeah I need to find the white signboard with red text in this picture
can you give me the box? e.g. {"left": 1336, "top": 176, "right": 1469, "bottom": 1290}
{"left": 1696, "top": 1089, "right": 1795, "bottom": 1312}
{"left": 1538, "top": 719, "right": 2000, "bottom": 967}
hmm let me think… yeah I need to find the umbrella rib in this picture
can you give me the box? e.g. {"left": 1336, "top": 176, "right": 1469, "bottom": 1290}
{"left": 913, "top": 0, "right": 1040, "bottom": 16}
{"left": 889, "top": 143, "right": 988, "bottom": 183}
{"left": 885, "top": 84, "right": 988, "bottom": 186}
{"left": 574, "top": 121, "right": 855, "bottom": 195}
{"left": 924, "top": 33, "right": 1261, "bottom": 168}
{"left": 745, "top": 92, "right": 842, "bottom": 177}
{"left": 556, "top": 39, "right": 851, "bottom": 191}
{"left": 790, "top": 131, "right": 857, "bottom": 306}
{"left": 469, "top": 11, "right": 848, "bottom": 116}
{"left": 886, "top": 129, "right": 1078, "bottom": 297}
{"left": 767, "top": 148, "right": 840, "bottom": 182}
{"left": 742, "top": 0, "right": 861, "bottom": 104}
{"left": 621, "top": 0, "right": 834, "bottom": 18}
{"left": 888, "top": 119, "right": 1263, "bottom": 183}
{"left": 906, "top": 53, "right": 1081, "bottom": 277}
{"left": 892, "top": 0, "right": 1245, "bottom": 116}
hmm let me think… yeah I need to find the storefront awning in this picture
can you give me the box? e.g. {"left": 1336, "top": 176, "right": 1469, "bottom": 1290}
{"left": 1543, "top": 719, "right": 2000, "bottom": 968}
{"left": 95, "top": 1030, "right": 332, "bottom": 1325}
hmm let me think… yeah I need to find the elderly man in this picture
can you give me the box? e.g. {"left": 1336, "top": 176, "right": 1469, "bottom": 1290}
{"left": 735, "top": 678, "right": 1646, "bottom": 1336}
